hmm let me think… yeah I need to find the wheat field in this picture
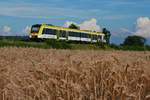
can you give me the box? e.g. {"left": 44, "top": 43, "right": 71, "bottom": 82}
{"left": 0, "top": 47, "right": 150, "bottom": 100}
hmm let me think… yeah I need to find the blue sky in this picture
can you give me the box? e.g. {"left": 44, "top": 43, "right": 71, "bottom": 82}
{"left": 0, "top": 0, "right": 150, "bottom": 44}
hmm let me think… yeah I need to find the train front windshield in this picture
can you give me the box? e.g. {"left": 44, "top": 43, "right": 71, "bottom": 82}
{"left": 31, "top": 25, "right": 41, "bottom": 33}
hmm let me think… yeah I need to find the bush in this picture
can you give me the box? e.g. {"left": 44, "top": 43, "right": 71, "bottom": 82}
{"left": 122, "top": 35, "right": 146, "bottom": 46}
{"left": 145, "top": 45, "right": 150, "bottom": 51}
{"left": 0, "top": 39, "right": 49, "bottom": 49}
{"left": 120, "top": 45, "right": 146, "bottom": 51}
{"left": 110, "top": 43, "right": 120, "bottom": 50}
{"left": 46, "top": 39, "right": 71, "bottom": 49}
{"left": 95, "top": 42, "right": 106, "bottom": 49}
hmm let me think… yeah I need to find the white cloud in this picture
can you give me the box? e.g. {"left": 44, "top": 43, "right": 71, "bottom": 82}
{"left": 3, "top": 26, "right": 11, "bottom": 33}
{"left": 80, "top": 18, "right": 102, "bottom": 32}
{"left": 0, "top": 26, "right": 12, "bottom": 36}
{"left": 23, "top": 26, "right": 31, "bottom": 34}
{"left": 0, "top": 25, "right": 28, "bottom": 36}
{"left": 63, "top": 18, "right": 102, "bottom": 32}
{"left": 135, "top": 17, "right": 150, "bottom": 38}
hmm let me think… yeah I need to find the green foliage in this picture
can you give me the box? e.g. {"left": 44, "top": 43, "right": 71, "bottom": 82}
{"left": 0, "top": 36, "right": 149, "bottom": 51}
{"left": 95, "top": 42, "right": 106, "bottom": 49}
{"left": 102, "top": 28, "right": 111, "bottom": 45}
{"left": 122, "top": 35, "right": 146, "bottom": 46}
{"left": 145, "top": 45, "right": 150, "bottom": 51}
{"left": 46, "top": 39, "right": 71, "bottom": 49}
{"left": 69, "top": 24, "right": 80, "bottom": 29}
{"left": 110, "top": 43, "right": 120, "bottom": 50}
{"left": 120, "top": 45, "right": 146, "bottom": 51}
{"left": 120, "top": 35, "right": 148, "bottom": 51}
{"left": 71, "top": 44, "right": 94, "bottom": 50}
{"left": 71, "top": 43, "right": 102, "bottom": 50}
{"left": 0, "top": 39, "right": 49, "bottom": 49}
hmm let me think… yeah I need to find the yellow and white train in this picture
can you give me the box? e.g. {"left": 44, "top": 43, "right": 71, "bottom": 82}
{"left": 30, "top": 24, "right": 106, "bottom": 43}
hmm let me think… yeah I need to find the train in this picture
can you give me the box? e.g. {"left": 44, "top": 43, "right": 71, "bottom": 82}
{"left": 29, "top": 24, "right": 106, "bottom": 43}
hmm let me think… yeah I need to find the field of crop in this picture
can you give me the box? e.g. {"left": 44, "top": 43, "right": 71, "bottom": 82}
{"left": 0, "top": 47, "right": 150, "bottom": 100}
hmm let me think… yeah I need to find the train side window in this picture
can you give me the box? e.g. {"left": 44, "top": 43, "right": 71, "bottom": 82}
{"left": 98, "top": 35, "right": 102, "bottom": 40}
{"left": 69, "top": 31, "right": 80, "bottom": 37}
{"left": 60, "top": 30, "right": 66, "bottom": 37}
{"left": 94, "top": 35, "right": 97, "bottom": 40}
{"left": 81, "top": 33, "right": 90, "bottom": 38}
{"left": 42, "top": 28, "right": 57, "bottom": 35}
{"left": 76, "top": 32, "right": 81, "bottom": 37}
{"left": 92, "top": 35, "right": 97, "bottom": 40}
{"left": 52, "top": 29, "right": 57, "bottom": 35}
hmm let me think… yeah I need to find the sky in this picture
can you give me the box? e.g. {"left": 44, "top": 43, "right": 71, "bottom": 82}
{"left": 0, "top": 0, "right": 150, "bottom": 44}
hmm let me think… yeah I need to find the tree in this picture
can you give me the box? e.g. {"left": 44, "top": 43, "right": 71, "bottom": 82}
{"left": 69, "top": 24, "right": 80, "bottom": 29}
{"left": 102, "top": 28, "right": 111, "bottom": 44}
{"left": 122, "top": 35, "right": 146, "bottom": 46}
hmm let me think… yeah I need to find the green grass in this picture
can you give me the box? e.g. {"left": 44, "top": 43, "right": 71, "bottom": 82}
{"left": 0, "top": 38, "right": 108, "bottom": 50}
{"left": 0, "top": 38, "right": 150, "bottom": 51}
{"left": 0, "top": 39, "right": 50, "bottom": 49}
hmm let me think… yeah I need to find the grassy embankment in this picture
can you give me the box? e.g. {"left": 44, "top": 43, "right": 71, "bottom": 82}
{"left": 0, "top": 36, "right": 150, "bottom": 51}
{"left": 0, "top": 36, "right": 109, "bottom": 50}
